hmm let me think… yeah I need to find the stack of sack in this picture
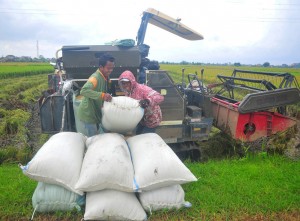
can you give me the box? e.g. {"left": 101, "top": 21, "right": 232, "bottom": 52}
{"left": 128, "top": 133, "right": 196, "bottom": 215}
{"left": 79, "top": 133, "right": 197, "bottom": 220}
{"left": 19, "top": 132, "right": 86, "bottom": 218}
{"left": 20, "top": 97, "right": 198, "bottom": 220}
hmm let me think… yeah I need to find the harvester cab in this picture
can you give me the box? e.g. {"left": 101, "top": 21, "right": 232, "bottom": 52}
{"left": 40, "top": 8, "right": 300, "bottom": 161}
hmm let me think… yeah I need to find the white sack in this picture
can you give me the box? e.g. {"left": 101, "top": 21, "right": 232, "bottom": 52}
{"left": 75, "top": 133, "right": 136, "bottom": 192}
{"left": 138, "top": 184, "right": 191, "bottom": 212}
{"left": 20, "top": 132, "right": 86, "bottom": 195}
{"left": 84, "top": 190, "right": 147, "bottom": 221}
{"left": 102, "top": 96, "right": 144, "bottom": 133}
{"left": 32, "top": 182, "right": 85, "bottom": 212}
{"left": 127, "top": 133, "right": 197, "bottom": 191}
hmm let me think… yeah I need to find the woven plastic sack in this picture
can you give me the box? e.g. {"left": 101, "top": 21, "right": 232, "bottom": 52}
{"left": 102, "top": 96, "right": 144, "bottom": 134}
{"left": 138, "top": 184, "right": 192, "bottom": 212}
{"left": 20, "top": 132, "right": 86, "bottom": 195}
{"left": 127, "top": 133, "right": 197, "bottom": 191}
{"left": 75, "top": 133, "right": 136, "bottom": 192}
{"left": 32, "top": 182, "right": 85, "bottom": 212}
{"left": 84, "top": 190, "right": 147, "bottom": 221}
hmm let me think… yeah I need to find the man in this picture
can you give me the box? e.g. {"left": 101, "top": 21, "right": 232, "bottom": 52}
{"left": 118, "top": 70, "right": 164, "bottom": 134}
{"left": 77, "top": 53, "right": 115, "bottom": 137}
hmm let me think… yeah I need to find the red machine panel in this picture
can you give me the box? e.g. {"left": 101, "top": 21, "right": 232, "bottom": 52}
{"left": 211, "top": 97, "right": 296, "bottom": 142}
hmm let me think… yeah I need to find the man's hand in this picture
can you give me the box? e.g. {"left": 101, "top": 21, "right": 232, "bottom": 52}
{"left": 103, "top": 93, "right": 112, "bottom": 102}
{"left": 139, "top": 99, "right": 150, "bottom": 108}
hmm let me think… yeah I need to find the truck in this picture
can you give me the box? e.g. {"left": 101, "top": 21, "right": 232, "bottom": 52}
{"left": 39, "top": 8, "right": 300, "bottom": 160}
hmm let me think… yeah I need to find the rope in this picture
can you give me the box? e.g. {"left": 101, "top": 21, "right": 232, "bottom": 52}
{"left": 30, "top": 204, "right": 38, "bottom": 220}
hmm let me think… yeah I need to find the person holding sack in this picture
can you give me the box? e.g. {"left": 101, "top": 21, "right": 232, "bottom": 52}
{"left": 77, "top": 53, "right": 115, "bottom": 136}
{"left": 118, "top": 70, "right": 164, "bottom": 134}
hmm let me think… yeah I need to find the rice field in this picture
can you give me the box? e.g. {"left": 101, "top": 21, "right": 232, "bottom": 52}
{"left": 0, "top": 62, "right": 299, "bottom": 220}
{"left": 0, "top": 62, "right": 53, "bottom": 78}
{"left": 0, "top": 63, "right": 50, "bottom": 151}
{"left": 160, "top": 64, "right": 300, "bottom": 85}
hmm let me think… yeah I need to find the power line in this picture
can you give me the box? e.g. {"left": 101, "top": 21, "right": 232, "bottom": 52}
{"left": 1, "top": 12, "right": 299, "bottom": 23}
{"left": 1, "top": 3, "right": 300, "bottom": 23}
{"left": 0, "top": 8, "right": 78, "bottom": 15}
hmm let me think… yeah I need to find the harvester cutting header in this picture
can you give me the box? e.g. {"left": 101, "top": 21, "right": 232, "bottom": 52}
{"left": 40, "top": 8, "right": 300, "bottom": 160}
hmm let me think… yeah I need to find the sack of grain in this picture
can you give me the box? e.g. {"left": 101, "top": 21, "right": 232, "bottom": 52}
{"left": 32, "top": 182, "right": 85, "bottom": 212}
{"left": 84, "top": 190, "right": 147, "bottom": 221}
{"left": 75, "top": 133, "right": 136, "bottom": 192}
{"left": 102, "top": 96, "right": 144, "bottom": 134}
{"left": 20, "top": 132, "right": 86, "bottom": 195}
{"left": 138, "top": 184, "right": 192, "bottom": 212}
{"left": 127, "top": 133, "right": 197, "bottom": 191}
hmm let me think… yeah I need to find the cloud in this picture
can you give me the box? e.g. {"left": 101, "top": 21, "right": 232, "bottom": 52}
{"left": 0, "top": 0, "right": 299, "bottom": 65}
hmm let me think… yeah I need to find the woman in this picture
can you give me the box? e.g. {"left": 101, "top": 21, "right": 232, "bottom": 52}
{"left": 118, "top": 70, "right": 164, "bottom": 134}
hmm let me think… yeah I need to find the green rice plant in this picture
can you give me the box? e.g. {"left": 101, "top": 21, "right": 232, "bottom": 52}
{"left": 1, "top": 154, "right": 299, "bottom": 220}
{"left": 38, "top": 133, "right": 51, "bottom": 147}
{"left": 171, "top": 155, "right": 299, "bottom": 220}
{"left": 160, "top": 64, "right": 300, "bottom": 87}
{"left": 0, "top": 146, "right": 32, "bottom": 164}
{"left": 241, "top": 143, "right": 252, "bottom": 156}
{"left": 2, "top": 79, "right": 39, "bottom": 95}
{"left": 0, "top": 73, "right": 50, "bottom": 153}
{"left": 287, "top": 102, "right": 300, "bottom": 118}
{"left": 0, "top": 147, "right": 18, "bottom": 164}
{"left": 0, "top": 74, "right": 48, "bottom": 106}
{"left": 0, "top": 108, "right": 30, "bottom": 148}
{"left": 267, "top": 126, "right": 298, "bottom": 155}
{"left": 18, "top": 81, "right": 48, "bottom": 104}
{"left": 0, "top": 163, "right": 37, "bottom": 219}
{"left": 0, "top": 62, "right": 53, "bottom": 78}
{"left": 15, "top": 147, "right": 33, "bottom": 164}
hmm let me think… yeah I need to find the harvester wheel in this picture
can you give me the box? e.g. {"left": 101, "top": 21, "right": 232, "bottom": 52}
{"left": 170, "top": 141, "right": 202, "bottom": 162}
{"left": 189, "top": 148, "right": 201, "bottom": 161}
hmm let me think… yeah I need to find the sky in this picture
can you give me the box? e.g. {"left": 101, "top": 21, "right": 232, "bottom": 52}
{"left": 0, "top": 0, "right": 299, "bottom": 65}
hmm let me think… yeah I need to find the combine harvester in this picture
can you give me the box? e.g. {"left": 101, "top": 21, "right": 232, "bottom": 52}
{"left": 39, "top": 8, "right": 300, "bottom": 160}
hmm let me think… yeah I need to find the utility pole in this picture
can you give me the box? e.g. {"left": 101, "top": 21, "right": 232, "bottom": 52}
{"left": 37, "top": 40, "right": 39, "bottom": 58}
